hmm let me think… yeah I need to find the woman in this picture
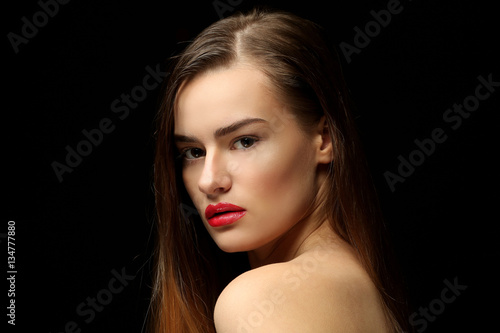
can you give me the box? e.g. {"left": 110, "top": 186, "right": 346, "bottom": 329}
{"left": 150, "top": 8, "right": 409, "bottom": 333}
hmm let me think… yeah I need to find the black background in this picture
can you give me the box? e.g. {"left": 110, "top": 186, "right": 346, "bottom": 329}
{"left": 4, "top": 0, "right": 498, "bottom": 332}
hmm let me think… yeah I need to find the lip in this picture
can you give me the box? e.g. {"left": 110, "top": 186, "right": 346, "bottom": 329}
{"left": 205, "top": 202, "right": 246, "bottom": 227}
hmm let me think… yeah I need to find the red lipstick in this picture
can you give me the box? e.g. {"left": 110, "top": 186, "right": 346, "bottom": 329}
{"left": 205, "top": 202, "right": 246, "bottom": 227}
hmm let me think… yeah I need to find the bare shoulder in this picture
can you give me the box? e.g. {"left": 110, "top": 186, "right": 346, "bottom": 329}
{"left": 214, "top": 248, "right": 390, "bottom": 333}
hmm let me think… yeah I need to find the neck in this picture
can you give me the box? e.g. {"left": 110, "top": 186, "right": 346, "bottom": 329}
{"left": 246, "top": 211, "right": 334, "bottom": 269}
{"left": 247, "top": 167, "right": 334, "bottom": 268}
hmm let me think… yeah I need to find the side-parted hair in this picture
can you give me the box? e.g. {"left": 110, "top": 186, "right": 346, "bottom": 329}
{"left": 150, "top": 8, "right": 409, "bottom": 333}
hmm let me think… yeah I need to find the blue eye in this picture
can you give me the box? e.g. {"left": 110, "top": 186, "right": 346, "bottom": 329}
{"left": 183, "top": 148, "right": 205, "bottom": 160}
{"left": 233, "top": 137, "right": 258, "bottom": 149}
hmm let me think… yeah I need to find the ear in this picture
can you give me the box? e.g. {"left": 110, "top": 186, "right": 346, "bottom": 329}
{"left": 315, "top": 116, "right": 334, "bottom": 165}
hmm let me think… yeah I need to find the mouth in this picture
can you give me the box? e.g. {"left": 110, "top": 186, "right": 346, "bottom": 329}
{"left": 205, "top": 202, "right": 246, "bottom": 227}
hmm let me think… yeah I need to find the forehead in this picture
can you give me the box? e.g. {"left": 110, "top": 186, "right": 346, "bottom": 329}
{"left": 174, "top": 66, "right": 281, "bottom": 134}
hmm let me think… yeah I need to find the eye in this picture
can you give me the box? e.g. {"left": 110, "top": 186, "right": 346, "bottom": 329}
{"left": 233, "top": 137, "right": 258, "bottom": 149}
{"left": 183, "top": 147, "right": 205, "bottom": 160}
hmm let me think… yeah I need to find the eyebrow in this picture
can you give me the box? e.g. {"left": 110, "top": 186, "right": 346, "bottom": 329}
{"left": 174, "top": 117, "right": 267, "bottom": 143}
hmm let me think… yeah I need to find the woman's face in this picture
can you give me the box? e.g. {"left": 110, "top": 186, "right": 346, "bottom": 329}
{"left": 174, "top": 64, "right": 326, "bottom": 253}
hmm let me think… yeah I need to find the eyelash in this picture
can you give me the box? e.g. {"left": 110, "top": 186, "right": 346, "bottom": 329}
{"left": 177, "top": 136, "right": 260, "bottom": 163}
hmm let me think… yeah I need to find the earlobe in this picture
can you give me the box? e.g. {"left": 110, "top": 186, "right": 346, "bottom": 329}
{"left": 316, "top": 116, "right": 334, "bottom": 165}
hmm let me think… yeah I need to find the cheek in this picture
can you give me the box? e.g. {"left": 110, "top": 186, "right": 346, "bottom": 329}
{"left": 181, "top": 166, "right": 204, "bottom": 207}
{"left": 241, "top": 140, "right": 317, "bottom": 210}
{"left": 218, "top": 143, "right": 317, "bottom": 250}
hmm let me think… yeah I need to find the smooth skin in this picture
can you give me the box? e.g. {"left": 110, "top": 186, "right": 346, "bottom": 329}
{"left": 174, "top": 63, "right": 390, "bottom": 332}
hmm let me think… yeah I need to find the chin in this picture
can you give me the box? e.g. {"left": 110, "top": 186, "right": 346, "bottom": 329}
{"left": 215, "top": 241, "right": 253, "bottom": 253}
{"left": 212, "top": 234, "right": 260, "bottom": 253}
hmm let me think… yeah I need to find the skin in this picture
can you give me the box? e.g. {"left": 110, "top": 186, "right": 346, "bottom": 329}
{"left": 174, "top": 63, "right": 390, "bottom": 332}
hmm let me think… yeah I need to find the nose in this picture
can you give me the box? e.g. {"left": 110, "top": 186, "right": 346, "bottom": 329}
{"left": 197, "top": 149, "right": 232, "bottom": 196}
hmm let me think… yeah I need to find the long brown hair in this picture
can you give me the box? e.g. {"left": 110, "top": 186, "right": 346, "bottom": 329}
{"left": 150, "top": 8, "right": 409, "bottom": 333}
